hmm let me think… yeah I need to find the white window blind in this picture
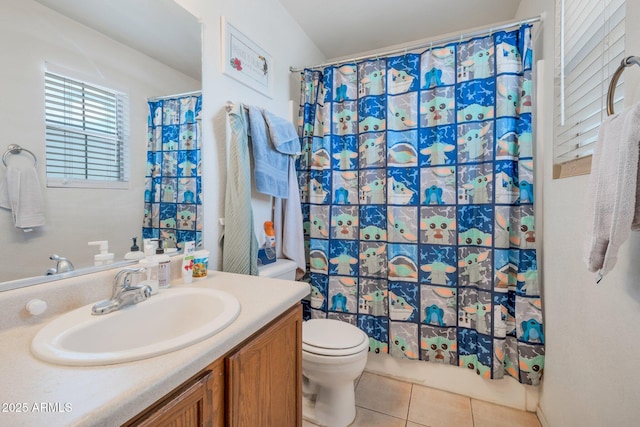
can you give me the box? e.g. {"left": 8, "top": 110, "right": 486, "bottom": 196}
{"left": 44, "top": 72, "right": 129, "bottom": 188}
{"left": 553, "top": 0, "right": 625, "bottom": 178}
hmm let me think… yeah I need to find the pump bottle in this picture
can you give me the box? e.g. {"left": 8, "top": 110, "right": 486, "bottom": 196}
{"left": 88, "top": 241, "right": 115, "bottom": 266}
{"left": 152, "top": 238, "right": 171, "bottom": 289}
{"left": 124, "top": 237, "right": 145, "bottom": 260}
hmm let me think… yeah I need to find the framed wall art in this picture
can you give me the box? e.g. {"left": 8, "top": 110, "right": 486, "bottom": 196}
{"left": 221, "top": 17, "right": 273, "bottom": 98}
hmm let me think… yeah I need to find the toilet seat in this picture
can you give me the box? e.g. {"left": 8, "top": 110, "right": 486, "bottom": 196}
{"left": 302, "top": 319, "right": 368, "bottom": 357}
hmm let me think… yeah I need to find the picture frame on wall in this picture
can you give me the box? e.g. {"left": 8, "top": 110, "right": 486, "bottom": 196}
{"left": 220, "top": 17, "right": 273, "bottom": 98}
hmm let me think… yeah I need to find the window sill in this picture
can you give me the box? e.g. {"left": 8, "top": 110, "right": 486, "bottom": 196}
{"left": 46, "top": 178, "right": 129, "bottom": 190}
{"left": 553, "top": 155, "right": 592, "bottom": 179}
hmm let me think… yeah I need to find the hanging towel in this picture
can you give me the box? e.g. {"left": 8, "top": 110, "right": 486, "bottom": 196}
{"left": 262, "top": 110, "right": 301, "bottom": 155}
{"left": 222, "top": 102, "right": 259, "bottom": 275}
{"left": 0, "top": 163, "right": 45, "bottom": 231}
{"left": 585, "top": 101, "right": 640, "bottom": 279}
{"left": 247, "top": 106, "right": 289, "bottom": 198}
{"left": 274, "top": 158, "right": 306, "bottom": 279}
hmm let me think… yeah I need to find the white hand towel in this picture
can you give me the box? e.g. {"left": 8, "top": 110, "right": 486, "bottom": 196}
{"left": 274, "top": 158, "right": 306, "bottom": 279}
{"left": 0, "top": 163, "right": 45, "bottom": 231}
{"left": 585, "top": 102, "right": 640, "bottom": 278}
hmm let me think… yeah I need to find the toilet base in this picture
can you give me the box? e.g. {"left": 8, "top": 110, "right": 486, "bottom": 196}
{"left": 302, "top": 395, "right": 320, "bottom": 425}
{"left": 302, "top": 379, "right": 357, "bottom": 427}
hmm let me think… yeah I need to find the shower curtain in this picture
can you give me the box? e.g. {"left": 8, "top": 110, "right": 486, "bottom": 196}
{"left": 143, "top": 95, "right": 203, "bottom": 249}
{"left": 297, "top": 25, "right": 544, "bottom": 385}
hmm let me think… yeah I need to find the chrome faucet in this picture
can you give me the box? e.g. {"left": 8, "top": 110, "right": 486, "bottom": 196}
{"left": 92, "top": 267, "right": 152, "bottom": 315}
{"left": 45, "top": 254, "right": 74, "bottom": 275}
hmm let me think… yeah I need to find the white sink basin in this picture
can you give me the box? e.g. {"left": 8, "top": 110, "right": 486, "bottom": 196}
{"left": 31, "top": 287, "right": 240, "bottom": 366}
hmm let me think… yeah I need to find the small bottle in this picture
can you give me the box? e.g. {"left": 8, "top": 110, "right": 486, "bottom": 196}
{"left": 143, "top": 239, "right": 155, "bottom": 257}
{"left": 138, "top": 258, "right": 159, "bottom": 295}
{"left": 88, "top": 240, "right": 115, "bottom": 266}
{"left": 264, "top": 221, "right": 276, "bottom": 247}
{"left": 182, "top": 241, "right": 196, "bottom": 284}
{"left": 153, "top": 238, "right": 171, "bottom": 289}
{"left": 124, "top": 237, "right": 145, "bottom": 260}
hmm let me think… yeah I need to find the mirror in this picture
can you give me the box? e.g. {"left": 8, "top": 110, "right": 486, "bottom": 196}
{"left": 0, "top": 0, "right": 201, "bottom": 289}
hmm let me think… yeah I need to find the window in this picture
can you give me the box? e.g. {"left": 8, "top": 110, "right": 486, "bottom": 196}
{"left": 553, "top": 0, "right": 625, "bottom": 178}
{"left": 44, "top": 72, "right": 129, "bottom": 188}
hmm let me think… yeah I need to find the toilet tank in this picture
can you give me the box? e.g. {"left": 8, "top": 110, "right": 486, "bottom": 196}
{"left": 258, "top": 259, "right": 297, "bottom": 280}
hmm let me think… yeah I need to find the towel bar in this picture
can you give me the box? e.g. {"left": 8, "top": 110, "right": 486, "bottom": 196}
{"left": 2, "top": 144, "right": 38, "bottom": 167}
{"left": 607, "top": 55, "right": 640, "bottom": 116}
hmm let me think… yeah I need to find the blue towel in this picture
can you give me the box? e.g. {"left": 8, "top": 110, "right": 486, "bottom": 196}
{"left": 262, "top": 110, "right": 301, "bottom": 155}
{"left": 248, "top": 106, "right": 289, "bottom": 198}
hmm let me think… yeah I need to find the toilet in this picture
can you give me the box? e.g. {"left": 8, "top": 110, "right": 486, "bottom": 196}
{"left": 257, "top": 258, "right": 299, "bottom": 280}
{"left": 259, "top": 259, "right": 369, "bottom": 427}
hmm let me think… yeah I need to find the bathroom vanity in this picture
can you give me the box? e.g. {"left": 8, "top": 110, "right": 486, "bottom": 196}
{"left": 125, "top": 304, "right": 302, "bottom": 426}
{"left": 0, "top": 263, "right": 309, "bottom": 426}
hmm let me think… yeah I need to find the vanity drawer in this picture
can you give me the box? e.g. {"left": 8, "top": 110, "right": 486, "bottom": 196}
{"left": 124, "top": 358, "right": 224, "bottom": 427}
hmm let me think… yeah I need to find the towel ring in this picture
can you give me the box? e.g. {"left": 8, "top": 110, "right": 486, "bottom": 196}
{"left": 2, "top": 144, "right": 38, "bottom": 167}
{"left": 607, "top": 55, "right": 640, "bottom": 116}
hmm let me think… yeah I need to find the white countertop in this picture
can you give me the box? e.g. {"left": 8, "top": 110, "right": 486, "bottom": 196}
{"left": 0, "top": 271, "right": 309, "bottom": 427}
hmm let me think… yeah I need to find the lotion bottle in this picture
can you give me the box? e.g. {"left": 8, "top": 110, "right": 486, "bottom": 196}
{"left": 153, "top": 238, "right": 171, "bottom": 289}
{"left": 88, "top": 240, "right": 115, "bottom": 266}
{"left": 143, "top": 239, "right": 155, "bottom": 257}
{"left": 138, "top": 257, "right": 159, "bottom": 294}
{"left": 124, "top": 237, "right": 145, "bottom": 260}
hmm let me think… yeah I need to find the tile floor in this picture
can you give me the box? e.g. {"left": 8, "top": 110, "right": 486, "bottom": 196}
{"left": 303, "top": 372, "right": 542, "bottom": 427}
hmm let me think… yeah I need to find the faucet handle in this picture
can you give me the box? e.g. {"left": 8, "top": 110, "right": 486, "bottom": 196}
{"left": 112, "top": 267, "right": 147, "bottom": 298}
{"left": 114, "top": 267, "right": 146, "bottom": 285}
{"left": 126, "top": 267, "right": 146, "bottom": 276}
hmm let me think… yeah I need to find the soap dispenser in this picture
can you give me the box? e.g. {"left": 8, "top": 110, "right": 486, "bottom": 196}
{"left": 138, "top": 257, "right": 159, "bottom": 295}
{"left": 152, "top": 238, "right": 171, "bottom": 289}
{"left": 124, "top": 237, "right": 145, "bottom": 260}
{"left": 88, "top": 241, "right": 115, "bottom": 266}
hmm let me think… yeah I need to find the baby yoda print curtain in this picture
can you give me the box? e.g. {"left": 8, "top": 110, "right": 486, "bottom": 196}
{"left": 297, "top": 25, "right": 544, "bottom": 385}
{"left": 143, "top": 95, "right": 203, "bottom": 248}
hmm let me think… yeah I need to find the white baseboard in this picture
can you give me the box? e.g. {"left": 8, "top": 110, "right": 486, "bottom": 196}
{"left": 536, "top": 406, "right": 550, "bottom": 427}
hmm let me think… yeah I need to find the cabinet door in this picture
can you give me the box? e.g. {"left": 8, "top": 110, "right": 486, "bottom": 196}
{"left": 127, "top": 357, "right": 224, "bottom": 427}
{"left": 226, "top": 304, "right": 302, "bottom": 427}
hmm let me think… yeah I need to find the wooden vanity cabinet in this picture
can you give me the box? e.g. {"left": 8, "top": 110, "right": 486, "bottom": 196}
{"left": 226, "top": 302, "right": 302, "bottom": 427}
{"left": 123, "top": 303, "right": 302, "bottom": 427}
{"left": 125, "top": 358, "right": 224, "bottom": 427}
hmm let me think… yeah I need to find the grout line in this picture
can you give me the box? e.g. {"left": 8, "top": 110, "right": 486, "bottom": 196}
{"left": 470, "top": 398, "right": 476, "bottom": 426}
{"left": 406, "top": 383, "right": 413, "bottom": 422}
{"left": 355, "top": 404, "right": 408, "bottom": 424}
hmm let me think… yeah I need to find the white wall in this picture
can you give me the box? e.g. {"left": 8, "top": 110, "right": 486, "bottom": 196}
{"left": 516, "top": 1, "right": 640, "bottom": 426}
{"left": 174, "top": 0, "right": 325, "bottom": 268}
{"left": 0, "top": 0, "right": 200, "bottom": 281}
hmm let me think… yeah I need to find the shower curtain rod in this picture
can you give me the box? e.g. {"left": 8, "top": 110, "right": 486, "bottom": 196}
{"left": 147, "top": 89, "right": 202, "bottom": 101}
{"left": 289, "top": 15, "right": 541, "bottom": 72}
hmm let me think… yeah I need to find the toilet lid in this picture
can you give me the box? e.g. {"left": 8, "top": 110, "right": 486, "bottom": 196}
{"left": 302, "top": 319, "right": 367, "bottom": 356}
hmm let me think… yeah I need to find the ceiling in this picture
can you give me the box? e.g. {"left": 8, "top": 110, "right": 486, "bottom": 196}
{"left": 279, "top": 0, "right": 524, "bottom": 60}
{"left": 33, "top": 0, "right": 202, "bottom": 81}
{"left": 32, "top": 0, "right": 523, "bottom": 81}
